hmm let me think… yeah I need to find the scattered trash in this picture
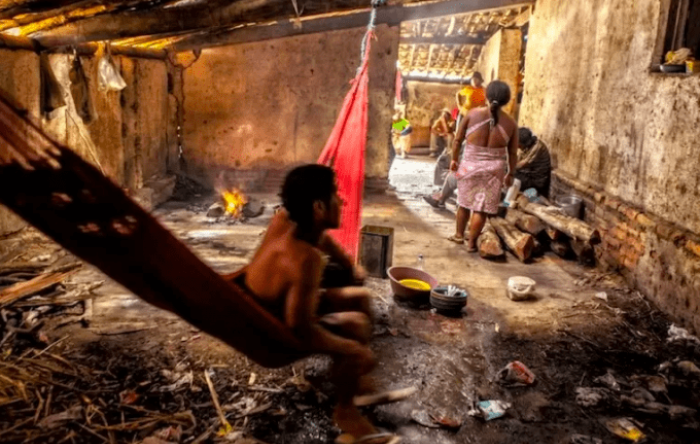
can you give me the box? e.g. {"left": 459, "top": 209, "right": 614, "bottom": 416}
{"left": 411, "top": 409, "right": 440, "bottom": 428}
{"left": 594, "top": 370, "right": 621, "bottom": 391}
{"left": 468, "top": 400, "right": 511, "bottom": 421}
{"left": 507, "top": 276, "right": 536, "bottom": 301}
{"left": 667, "top": 324, "right": 700, "bottom": 344}
{"left": 497, "top": 360, "right": 536, "bottom": 386}
{"left": 119, "top": 389, "right": 140, "bottom": 405}
{"left": 604, "top": 418, "right": 646, "bottom": 442}
{"left": 575, "top": 387, "right": 609, "bottom": 407}
{"left": 160, "top": 370, "right": 194, "bottom": 392}
{"left": 570, "top": 435, "right": 602, "bottom": 444}
{"left": 594, "top": 292, "right": 608, "bottom": 302}
{"left": 677, "top": 360, "right": 700, "bottom": 377}
{"left": 428, "top": 413, "right": 462, "bottom": 429}
{"left": 630, "top": 375, "right": 667, "bottom": 394}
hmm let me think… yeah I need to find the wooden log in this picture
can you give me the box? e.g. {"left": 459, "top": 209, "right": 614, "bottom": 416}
{"left": 505, "top": 207, "right": 545, "bottom": 236}
{"left": 516, "top": 195, "right": 600, "bottom": 244}
{"left": 490, "top": 217, "right": 534, "bottom": 262}
{"left": 546, "top": 227, "right": 565, "bottom": 241}
{"left": 477, "top": 219, "right": 504, "bottom": 259}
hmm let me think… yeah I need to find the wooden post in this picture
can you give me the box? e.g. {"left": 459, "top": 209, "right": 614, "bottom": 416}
{"left": 477, "top": 219, "right": 504, "bottom": 259}
{"left": 490, "top": 217, "right": 534, "bottom": 262}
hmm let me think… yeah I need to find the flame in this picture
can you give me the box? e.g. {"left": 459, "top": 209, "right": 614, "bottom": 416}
{"left": 220, "top": 188, "right": 248, "bottom": 218}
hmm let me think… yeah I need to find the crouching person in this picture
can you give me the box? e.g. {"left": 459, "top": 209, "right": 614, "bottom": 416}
{"left": 240, "top": 164, "right": 378, "bottom": 439}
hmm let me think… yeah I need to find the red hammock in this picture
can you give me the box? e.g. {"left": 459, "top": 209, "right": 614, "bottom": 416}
{"left": 317, "top": 35, "right": 372, "bottom": 260}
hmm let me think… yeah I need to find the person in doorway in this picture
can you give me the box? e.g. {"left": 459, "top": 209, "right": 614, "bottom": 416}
{"left": 515, "top": 127, "right": 551, "bottom": 197}
{"left": 241, "top": 164, "right": 377, "bottom": 438}
{"left": 429, "top": 108, "right": 455, "bottom": 158}
{"left": 448, "top": 80, "right": 518, "bottom": 252}
{"left": 391, "top": 113, "right": 412, "bottom": 158}
{"left": 455, "top": 71, "right": 486, "bottom": 126}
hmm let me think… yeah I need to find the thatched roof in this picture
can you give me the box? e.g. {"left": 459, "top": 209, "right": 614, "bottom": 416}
{"left": 399, "top": 4, "right": 531, "bottom": 81}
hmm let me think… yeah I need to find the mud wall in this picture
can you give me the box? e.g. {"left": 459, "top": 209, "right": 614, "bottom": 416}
{"left": 0, "top": 49, "right": 174, "bottom": 235}
{"left": 182, "top": 24, "right": 399, "bottom": 187}
{"left": 520, "top": 0, "right": 700, "bottom": 332}
{"left": 405, "top": 81, "right": 457, "bottom": 147}
{"left": 476, "top": 28, "right": 521, "bottom": 115}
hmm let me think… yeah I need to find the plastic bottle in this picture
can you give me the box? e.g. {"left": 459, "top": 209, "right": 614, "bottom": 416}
{"left": 417, "top": 254, "right": 425, "bottom": 271}
{"left": 503, "top": 178, "right": 522, "bottom": 207}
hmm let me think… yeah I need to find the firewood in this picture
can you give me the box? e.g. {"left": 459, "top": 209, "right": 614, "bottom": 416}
{"left": 477, "top": 219, "right": 504, "bottom": 259}
{"left": 546, "top": 227, "right": 565, "bottom": 241}
{"left": 490, "top": 217, "right": 534, "bottom": 262}
{"left": 505, "top": 208, "right": 545, "bottom": 235}
{"left": 0, "top": 269, "right": 79, "bottom": 308}
{"left": 516, "top": 196, "right": 600, "bottom": 244}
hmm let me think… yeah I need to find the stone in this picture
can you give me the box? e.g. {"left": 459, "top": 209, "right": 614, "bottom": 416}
{"left": 206, "top": 202, "right": 225, "bottom": 218}
{"left": 242, "top": 200, "right": 265, "bottom": 218}
{"left": 686, "top": 239, "right": 700, "bottom": 258}
{"left": 635, "top": 213, "right": 656, "bottom": 229}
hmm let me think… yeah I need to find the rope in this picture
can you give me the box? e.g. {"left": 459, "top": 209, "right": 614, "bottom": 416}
{"left": 358, "top": 0, "right": 384, "bottom": 70}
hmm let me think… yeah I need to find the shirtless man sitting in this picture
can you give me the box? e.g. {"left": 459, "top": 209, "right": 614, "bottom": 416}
{"left": 242, "top": 164, "right": 377, "bottom": 439}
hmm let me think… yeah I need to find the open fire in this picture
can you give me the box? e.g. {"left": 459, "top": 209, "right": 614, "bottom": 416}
{"left": 220, "top": 188, "right": 248, "bottom": 218}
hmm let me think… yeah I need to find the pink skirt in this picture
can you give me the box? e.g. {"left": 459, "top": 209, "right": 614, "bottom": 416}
{"left": 455, "top": 144, "right": 507, "bottom": 214}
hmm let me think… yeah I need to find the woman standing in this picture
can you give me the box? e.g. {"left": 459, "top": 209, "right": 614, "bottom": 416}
{"left": 448, "top": 81, "right": 518, "bottom": 252}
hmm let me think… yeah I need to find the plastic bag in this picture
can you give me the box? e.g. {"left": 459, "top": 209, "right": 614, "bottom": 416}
{"left": 497, "top": 360, "right": 536, "bottom": 386}
{"left": 40, "top": 53, "right": 66, "bottom": 119}
{"left": 98, "top": 54, "right": 126, "bottom": 91}
{"left": 69, "top": 55, "right": 97, "bottom": 124}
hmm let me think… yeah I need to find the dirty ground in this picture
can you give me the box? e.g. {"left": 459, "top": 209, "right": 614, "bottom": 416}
{"left": 1, "top": 157, "right": 699, "bottom": 443}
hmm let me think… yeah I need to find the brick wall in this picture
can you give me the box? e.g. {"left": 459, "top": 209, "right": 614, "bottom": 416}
{"left": 552, "top": 171, "right": 700, "bottom": 334}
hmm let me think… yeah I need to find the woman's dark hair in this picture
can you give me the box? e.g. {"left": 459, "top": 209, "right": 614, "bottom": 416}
{"left": 281, "top": 164, "right": 336, "bottom": 228}
{"left": 518, "top": 127, "right": 538, "bottom": 148}
{"left": 486, "top": 80, "right": 511, "bottom": 126}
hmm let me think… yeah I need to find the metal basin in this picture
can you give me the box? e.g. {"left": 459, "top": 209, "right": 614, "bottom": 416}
{"left": 387, "top": 266, "right": 438, "bottom": 304}
{"left": 430, "top": 286, "right": 468, "bottom": 312}
{"left": 555, "top": 195, "right": 582, "bottom": 219}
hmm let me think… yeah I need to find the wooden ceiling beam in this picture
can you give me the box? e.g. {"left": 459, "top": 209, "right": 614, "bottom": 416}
{"left": 172, "top": 0, "right": 530, "bottom": 52}
{"left": 401, "top": 35, "right": 486, "bottom": 45}
{"left": 33, "top": 0, "right": 533, "bottom": 49}
{"left": 0, "top": 33, "right": 166, "bottom": 59}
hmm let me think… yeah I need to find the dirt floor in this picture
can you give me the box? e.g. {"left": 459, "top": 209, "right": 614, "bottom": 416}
{"left": 1, "top": 157, "right": 699, "bottom": 443}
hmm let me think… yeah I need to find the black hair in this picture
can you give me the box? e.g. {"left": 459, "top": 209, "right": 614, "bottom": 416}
{"left": 486, "top": 80, "right": 511, "bottom": 126}
{"left": 518, "top": 127, "right": 538, "bottom": 149}
{"left": 281, "top": 164, "right": 336, "bottom": 228}
{"left": 472, "top": 71, "right": 484, "bottom": 82}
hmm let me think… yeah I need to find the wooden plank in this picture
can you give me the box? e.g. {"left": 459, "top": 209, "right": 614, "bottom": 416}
{"left": 33, "top": 0, "right": 534, "bottom": 49}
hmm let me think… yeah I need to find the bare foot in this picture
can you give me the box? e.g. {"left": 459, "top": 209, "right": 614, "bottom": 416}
{"left": 334, "top": 404, "right": 377, "bottom": 438}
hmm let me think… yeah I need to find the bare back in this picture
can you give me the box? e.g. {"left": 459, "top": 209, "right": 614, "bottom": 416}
{"left": 464, "top": 107, "right": 517, "bottom": 149}
{"left": 244, "top": 211, "right": 324, "bottom": 321}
